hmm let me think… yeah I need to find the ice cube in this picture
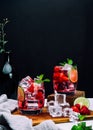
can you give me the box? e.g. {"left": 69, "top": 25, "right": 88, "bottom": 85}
{"left": 62, "top": 64, "right": 72, "bottom": 71}
{"left": 48, "top": 105, "right": 62, "bottom": 117}
{"left": 63, "top": 108, "right": 73, "bottom": 117}
{"left": 69, "top": 111, "right": 79, "bottom": 122}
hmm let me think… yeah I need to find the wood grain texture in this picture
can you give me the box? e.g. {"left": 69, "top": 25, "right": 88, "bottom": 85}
{"left": 12, "top": 107, "right": 69, "bottom": 126}
{"left": 12, "top": 107, "right": 93, "bottom": 126}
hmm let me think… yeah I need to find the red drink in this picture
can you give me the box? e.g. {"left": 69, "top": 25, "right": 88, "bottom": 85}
{"left": 53, "top": 63, "right": 78, "bottom": 95}
{"left": 18, "top": 76, "right": 45, "bottom": 114}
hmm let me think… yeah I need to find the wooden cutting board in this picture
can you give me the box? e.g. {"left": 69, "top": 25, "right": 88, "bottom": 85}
{"left": 12, "top": 107, "right": 93, "bottom": 126}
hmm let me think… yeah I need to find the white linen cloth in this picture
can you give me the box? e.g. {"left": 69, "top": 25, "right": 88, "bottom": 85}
{"left": 0, "top": 112, "right": 33, "bottom": 130}
{"left": 0, "top": 94, "right": 61, "bottom": 130}
{"left": 0, "top": 94, "right": 18, "bottom": 113}
{"left": 87, "top": 98, "right": 93, "bottom": 111}
{"left": 0, "top": 112, "right": 61, "bottom": 130}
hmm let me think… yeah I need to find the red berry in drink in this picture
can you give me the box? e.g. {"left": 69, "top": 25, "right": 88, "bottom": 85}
{"left": 36, "top": 90, "right": 43, "bottom": 99}
{"left": 54, "top": 66, "right": 62, "bottom": 72}
{"left": 53, "top": 72, "right": 60, "bottom": 80}
{"left": 27, "top": 84, "right": 34, "bottom": 93}
{"left": 59, "top": 72, "right": 68, "bottom": 82}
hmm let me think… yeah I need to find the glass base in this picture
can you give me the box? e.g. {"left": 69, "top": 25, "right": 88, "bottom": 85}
{"left": 20, "top": 109, "right": 42, "bottom": 115}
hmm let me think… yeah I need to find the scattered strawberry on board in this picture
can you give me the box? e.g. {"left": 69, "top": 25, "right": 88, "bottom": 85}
{"left": 71, "top": 97, "right": 91, "bottom": 120}
{"left": 71, "top": 104, "right": 90, "bottom": 115}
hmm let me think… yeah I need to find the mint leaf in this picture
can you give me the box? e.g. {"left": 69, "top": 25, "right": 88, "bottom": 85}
{"left": 78, "top": 122, "right": 86, "bottom": 128}
{"left": 59, "top": 62, "right": 66, "bottom": 66}
{"left": 67, "top": 58, "right": 73, "bottom": 65}
{"left": 43, "top": 79, "right": 50, "bottom": 82}
{"left": 71, "top": 122, "right": 92, "bottom": 130}
{"left": 35, "top": 79, "right": 43, "bottom": 84}
{"left": 36, "top": 74, "right": 44, "bottom": 80}
{"left": 35, "top": 74, "right": 50, "bottom": 84}
{"left": 86, "top": 126, "right": 92, "bottom": 130}
{"left": 78, "top": 114, "right": 86, "bottom": 121}
{"left": 71, "top": 125, "right": 77, "bottom": 130}
{"left": 59, "top": 58, "right": 74, "bottom": 66}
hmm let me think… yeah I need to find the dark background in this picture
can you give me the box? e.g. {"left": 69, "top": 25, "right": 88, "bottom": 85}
{"left": 0, "top": 0, "right": 93, "bottom": 98}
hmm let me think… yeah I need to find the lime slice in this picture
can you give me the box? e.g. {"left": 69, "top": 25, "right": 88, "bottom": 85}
{"left": 18, "top": 86, "right": 25, "bottom": 102}
{"left": 74, "top": 97, "right": 90, "bottom": 108}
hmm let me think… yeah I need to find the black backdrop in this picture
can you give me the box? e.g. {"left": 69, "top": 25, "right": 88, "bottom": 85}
{"left": 0, "top": 0, "right": 93, "bottom": 98}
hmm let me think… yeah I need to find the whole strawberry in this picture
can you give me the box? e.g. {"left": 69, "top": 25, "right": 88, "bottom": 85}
{"left": 71, "top": 105, "right": 80, "bottom": 113}
{"left": 80, "top": 105, "right": 90, "bottom": 115}
{"left": 75, "top": 104, "right": 81, "bottom": 110}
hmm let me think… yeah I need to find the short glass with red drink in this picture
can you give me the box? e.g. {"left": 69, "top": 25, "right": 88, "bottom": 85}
{"left": 53, "top": 60, "right": 78, "bottom": 95}
{"left": 18, "top": 76, "right": 45, "bottom": 114}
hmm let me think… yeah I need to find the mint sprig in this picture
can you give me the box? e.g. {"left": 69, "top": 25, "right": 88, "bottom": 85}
{"left": 59, "top": 58, "right": 77, "bottom": 69}
{"left": 71, "top": 122, "right": 92, "bottom": 130}
{"left": 35, "top": 74, "right": 50, "bottom": 84}
{"left": 59, "top": 58, "right": 73, "bottom": 66}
